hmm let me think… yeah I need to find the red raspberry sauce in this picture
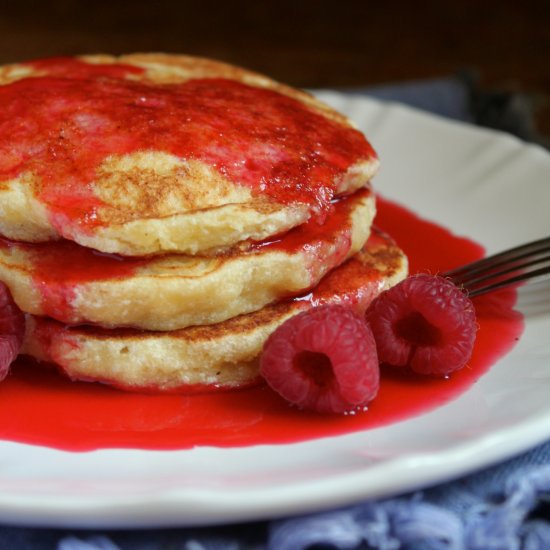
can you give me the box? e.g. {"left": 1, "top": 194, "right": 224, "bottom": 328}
{"left": 0, "top": 57, "right": 375, "bottom": 231}
{"left": 0, "top": 197, "right": 524, "bottom": 451}
{"left": 0, "top": 188, "right": 368, "bottom": 324}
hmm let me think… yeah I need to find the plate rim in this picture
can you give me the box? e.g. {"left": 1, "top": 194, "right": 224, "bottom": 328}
{"left": 1, "top": 92, "right": 549, "bottom": 528}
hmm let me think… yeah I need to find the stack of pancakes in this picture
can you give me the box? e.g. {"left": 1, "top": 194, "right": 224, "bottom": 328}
{"left": 0, "top": 54, "right": 407, "bottom": 391}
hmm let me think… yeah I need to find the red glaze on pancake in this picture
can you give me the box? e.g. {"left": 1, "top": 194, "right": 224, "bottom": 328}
{"left": 0, "top": 56, "right": 377, "bottom": 233}
{"left": 21, "top": 230, "right": 407, "bottom": 392}
{"left": 0, "top": 188, "right": 375, "bottom": 330}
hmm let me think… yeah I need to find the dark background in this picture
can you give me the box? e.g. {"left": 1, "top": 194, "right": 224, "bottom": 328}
{"left": 1, "top": 0, "right": 549, "bottom": 140}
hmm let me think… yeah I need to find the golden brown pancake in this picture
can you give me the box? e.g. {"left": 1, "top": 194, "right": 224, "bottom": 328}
{"left": 0, "top": 188, "right": 375, "bottom": 330}
{"left": 0, "top": 53, "right": 379, "bottom": 255}
{"left": 22, "top": 231, "right": 408, "bottom": 391}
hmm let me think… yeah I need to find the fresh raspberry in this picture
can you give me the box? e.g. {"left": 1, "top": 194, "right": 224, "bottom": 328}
{"left": 366, "top": 274, "right": 477, "bottom": 376}
{"left": 0, "top": 282, "right": 25, "bottom": 382}
{"left": 260, "top": 305, "right": 379, "bottom": 414}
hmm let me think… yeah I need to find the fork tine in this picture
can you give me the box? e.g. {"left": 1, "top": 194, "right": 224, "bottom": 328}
{"left": 465, "top": 262, "right": 550, "bottom": 297}
{"left": 444, "top": 236, "right": 550, "bottom": 282}
{"left": 451, "top": 253, "right": 550, "bottom": 287}
{"left": 442, "top": 236, "right": 550, "bottom": 297}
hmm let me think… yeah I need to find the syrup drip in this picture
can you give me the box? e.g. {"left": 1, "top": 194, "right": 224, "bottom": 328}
{"left": 0, "top": 197, "right": 524, "bottom": 451}
{"left": 1, "top": 189, "right": 368, "bottom": 324}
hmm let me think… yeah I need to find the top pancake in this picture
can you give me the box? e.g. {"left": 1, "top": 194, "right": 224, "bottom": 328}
{"left": 0, "top": 53, "right": 379, "bottom": 256}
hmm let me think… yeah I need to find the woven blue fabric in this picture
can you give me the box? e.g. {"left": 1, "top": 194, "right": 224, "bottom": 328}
{"left": 268, "top": 442, "right": 550, "bottom": 550}
{"left": 345, "top": 77, "right": 474, "bottom": 123}
{"left": 1, "top": 77, "right": 547, "bottom": 550}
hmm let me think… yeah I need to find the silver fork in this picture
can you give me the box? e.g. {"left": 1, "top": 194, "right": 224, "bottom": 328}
{"left": 442, "top": 236, "right": 550, "bottom": 297}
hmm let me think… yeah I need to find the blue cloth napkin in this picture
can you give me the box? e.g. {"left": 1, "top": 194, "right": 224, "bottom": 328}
{"left": 1, "top": 77, "right": 547, "bottom": 550}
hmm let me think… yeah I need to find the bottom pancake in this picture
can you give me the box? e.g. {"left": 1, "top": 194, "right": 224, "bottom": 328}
{"left": 21, "top": 231, "right": 408, "bottom": 392}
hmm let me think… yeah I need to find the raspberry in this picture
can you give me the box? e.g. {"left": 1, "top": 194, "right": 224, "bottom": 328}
{"left": 0, "top": 282, "right": 25, "bottom": 382}
{"left": 260, "top": 305, "right": 379, "bottom": 414}
{"left": 366, "top": 274, "right": 477, "bottom": 376}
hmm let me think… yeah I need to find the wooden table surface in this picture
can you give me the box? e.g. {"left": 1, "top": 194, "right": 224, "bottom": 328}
{"left": 1, "top": 0, "right": 549, "bottom": 140}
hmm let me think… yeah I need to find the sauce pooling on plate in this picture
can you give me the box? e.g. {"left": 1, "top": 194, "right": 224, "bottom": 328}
{"left": 0, "top": 197, "right": 524, "bottom": 451}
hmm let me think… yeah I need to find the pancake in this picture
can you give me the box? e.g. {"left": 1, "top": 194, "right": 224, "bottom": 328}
{"left": 0, "top": 53, "right": 379, "bottom": 255}
{"left": 21, "top": 231, "right": 408, "bottom": 391}
{"left": 0, "top": 187, "right": 375, "bottom": 330}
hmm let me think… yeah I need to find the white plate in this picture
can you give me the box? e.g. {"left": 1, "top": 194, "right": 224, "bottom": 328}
{"left": 1, "top": 93, "right": 549, "bottom": 528}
